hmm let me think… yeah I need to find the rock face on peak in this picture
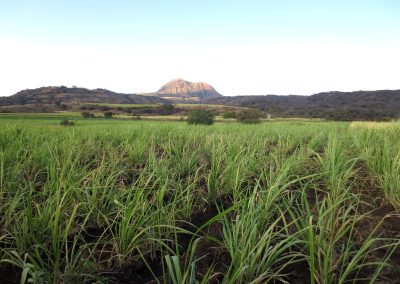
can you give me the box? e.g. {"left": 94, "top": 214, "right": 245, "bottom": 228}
{"left": 157, "top": 79, "right": 222, "bottom": 101}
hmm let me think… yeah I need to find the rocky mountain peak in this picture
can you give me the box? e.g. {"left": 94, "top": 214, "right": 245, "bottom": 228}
{"left": 157, "top": 79, "right": 222, "bottom": 99}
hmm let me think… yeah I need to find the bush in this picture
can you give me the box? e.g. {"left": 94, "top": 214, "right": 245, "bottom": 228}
{"left": 160, "top": 104, "right": 175, "bottom": 115}
{"left": 104, "top": 112, "right": 113, "bottom": 118}
{"left": 222, "top": 111, "right": 236, "bottom": 119}
{"left": 81, "top": 111, "right": 95, "bottom": 118}
{"left": 236, "top": 109, "right": 262, "bottom": 124}
{"left": 187, "top": 109, "right": 215, "bottom": 125}
{"left": 377, "top": 117, "right": 393, "bottom": 122}
{"left": 60, "top": 119, "right": 75, "bottom": 127}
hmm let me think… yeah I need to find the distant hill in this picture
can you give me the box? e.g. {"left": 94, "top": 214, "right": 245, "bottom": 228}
{"left": 0, "top": 86, "right": 167, "bottom": 106}
{"left": 154, "top": 79, "right": 222, "bottom": 102}
{"left": 2, "top": 84, "right": 400, "bottom": 120}
{"left": 204, "top": 90, "right": 400, "bottom": 120}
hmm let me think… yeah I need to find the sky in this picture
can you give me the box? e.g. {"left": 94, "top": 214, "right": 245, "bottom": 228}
{"left": 1, "top": 0, "right": 400, "bottom": 96}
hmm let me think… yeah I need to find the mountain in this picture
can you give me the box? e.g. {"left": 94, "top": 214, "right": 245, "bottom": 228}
{"left": 0, "top": 86, "right": 167, "bottom": 105}
{"left": 155, "top": 79, "right": 222, "bottom": 102}
{"left": 204, "top": 90, "right": 400, "bottom": 120}
{"left": 2, "top": 83, "right": 400, "bottom": 120}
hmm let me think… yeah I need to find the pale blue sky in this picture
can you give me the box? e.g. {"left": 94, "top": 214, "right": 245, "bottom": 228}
{"left": 1, "top": 0, "right": 400, "bottom": 96}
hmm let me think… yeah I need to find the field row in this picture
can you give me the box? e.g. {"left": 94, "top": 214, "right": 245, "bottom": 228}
{"left": 0, "top": 119, "right": 399, "bottom": 283}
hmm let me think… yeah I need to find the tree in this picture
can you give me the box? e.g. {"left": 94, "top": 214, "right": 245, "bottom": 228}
{"left": 60, "top": 119, "right": 75, "bottom": 127}
{"left": 236, "top": 109, "right": 262, "bottom": 123}
{"left": 104, "top": 112, "right": 113, "bottom": 118}
{"left": 160, "top": 103, "right": 175, "bottom": 115}
{"left": 81, "top": 111, "right": 95, "bottom": 118}
{"left": 187, "top": 109, "right": 215, "bottom": 125}
{"left": 222, "top": 111, "right": 236, "bottom": 119}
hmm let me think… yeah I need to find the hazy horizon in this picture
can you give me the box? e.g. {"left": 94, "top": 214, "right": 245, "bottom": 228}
{"left": 1, "top": 0, "right": 400, "bottom": 97}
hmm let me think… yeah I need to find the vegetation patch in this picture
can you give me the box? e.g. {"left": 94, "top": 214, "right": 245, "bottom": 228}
{"left": 60, "top": 119, "right": 75, "bottom": 126}
{"left": 236, "top": 109, "right": 263, "bottom": 123}
{"left": 187, "top": 109, "right": 215, "bottom": 125}
{"left": 0, "top": 117, "right": 400, "bottom": 283}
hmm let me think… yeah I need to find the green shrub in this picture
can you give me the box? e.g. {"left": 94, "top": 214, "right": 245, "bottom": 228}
{"left": 222, "top": 111, "right": 236, "bottom": 119}
{"left": 160, "top": 104, "right": 175, "bottom": 115}
{"left": 104, "top": 112, "right": 113, "bottom": 118}
{"left": 187, "top": 109, "right": 215, "bottom": 125}
{"left": 236, "top": 109, "right": 262, "bottom": 124}
{"left": 60, "top": 119, "right": 75, "bottom": 127}
{"left": 81, "top": 112, "right": 95, "bottom": 118}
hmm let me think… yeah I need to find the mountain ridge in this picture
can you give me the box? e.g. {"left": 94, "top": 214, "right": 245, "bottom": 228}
{"left": 0, "top": 86, "right": 167, "bottom": 105}
{"left": 1, "top": 82, "right": 400, "bottom": 120}
{"left": 204, "top": 89, "right": 400, "bottom": 120}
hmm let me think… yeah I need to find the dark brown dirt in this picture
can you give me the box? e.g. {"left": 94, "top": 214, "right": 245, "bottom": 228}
{"left": 105, "top": 194, "right": 233, "bottom": 284}
{"left": 168, "top": 194, "right": 233, "bottom": 283}
{"left": 280, "top": 260, "right": 312, "bottom": 284}
{"left": 192, "top": 238, "right": 230, "bottom": 283}
{"left": 0, "top": 264, "right": 21, "bottom": 284}
{"left": 106, "top": 256, "right": 164, "bottom": 284}
{"left": 189, "top": 195, "right": 233, "bottom": 282}
{"left": 21, "top": 164, "right": 48, "bottom": 191}
{"left": 154, "top": 143, "right": 167, "bottom": 160}
{"left": 353, "top": 162, "right": 400, "bottom": 282}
